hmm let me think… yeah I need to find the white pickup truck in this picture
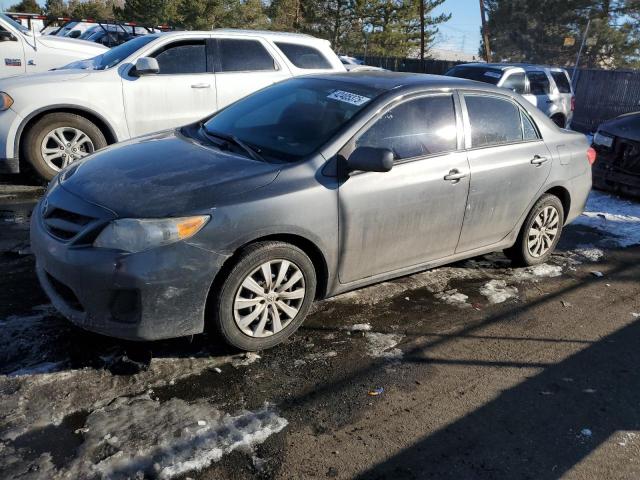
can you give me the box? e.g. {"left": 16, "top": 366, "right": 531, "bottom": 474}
{"left": 0, "top": 29, "right": 346, "bottom": 179}
{"left": 0, "top": 13, "right": 107, "bottom": 79}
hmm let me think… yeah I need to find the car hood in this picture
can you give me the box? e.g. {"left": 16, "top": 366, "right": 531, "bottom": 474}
{"left": 36, "top": 35, "right": 108, "bottom": 55}
{"left": 59, "top": 129, "right": 282, "bottom": 218}
{"left": 0, "top": 69, "right": 90, "bottom": 88}
{"left": 599, "top": 112, "right": 640, "bottom": 142}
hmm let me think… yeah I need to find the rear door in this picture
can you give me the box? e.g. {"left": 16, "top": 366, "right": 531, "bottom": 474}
{"left": 456, "top": 93, "right": 552, "bottom": 252}
{"left": 122, "top": 36, "right": 217, "bottom": 137}
{"left": 338, "top": 93, "right": 470, "bottom": 283}
{"left": 212, "top": 37, "right": 290, "bottom": 110}
{"left": 526, "top": 70, "right": 554, "bottom": 116}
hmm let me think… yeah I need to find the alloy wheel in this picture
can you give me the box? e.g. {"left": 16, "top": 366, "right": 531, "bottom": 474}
{"left": 527, "top": 205, "right": 560, "bottom": 258}
{"left": 233, "top": 259, "right": 306, "bottom": 338}
{"left": 41, "top": 127, "right": 95, "bottom": 171}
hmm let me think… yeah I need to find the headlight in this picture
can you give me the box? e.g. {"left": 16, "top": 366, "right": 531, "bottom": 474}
{"left": 93, "top": 216, "right": 210, "bottom": 253}
{"left": 593, "top": 131, "right": 614, "bottom": 148}
{"left": 0, "top": 92, "right": 13, "bottom": 111}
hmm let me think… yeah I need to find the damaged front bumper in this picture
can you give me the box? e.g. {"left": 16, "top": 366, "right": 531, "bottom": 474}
{"left": 593, "top": 136, "right": 640, "bottom": 197}
{"left": 30, "top": 189, "right": 228, "bottom": 341}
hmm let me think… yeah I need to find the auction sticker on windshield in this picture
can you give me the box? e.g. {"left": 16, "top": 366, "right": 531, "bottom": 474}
{"left": 327, "top": 90, "right": 371, "bottom": 106}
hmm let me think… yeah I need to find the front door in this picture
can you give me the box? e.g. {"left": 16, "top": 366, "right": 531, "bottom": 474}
{"left": 212, "top": 37, "right": 290, "bottom": 110}
{"left": 122, "top": 37, "right": 217, "bottom": 137}
{"left": 338, "top": 94, "right": 470, "bottom": 284}
{"left": 456, "top": 93, "right": 552, "bottom": 252}
{"left": 0, "top": 26, "right": 25, "bottom": 77}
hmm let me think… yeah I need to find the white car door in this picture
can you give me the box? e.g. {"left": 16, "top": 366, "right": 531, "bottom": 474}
{"left": 213, "top": 37, "right": 291, "bottom": 110}
{"left": 526, "top": 70, "right": 554, "bottom": 115}
{"left": 0, "top": 25, "right": 26, "bottom": 77}
{"left": 122, "top": 36, "right": 217, "bottom": 137}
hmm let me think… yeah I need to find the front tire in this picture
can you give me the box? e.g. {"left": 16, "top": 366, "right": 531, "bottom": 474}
{"left": 23, "top": 113, "right": 107, "bottom": 181}
{"left": 505, "top": 194, "right": 564, "bottom": 267}
{"left": 211, "top": 241, "right": 317, "bottom": 351}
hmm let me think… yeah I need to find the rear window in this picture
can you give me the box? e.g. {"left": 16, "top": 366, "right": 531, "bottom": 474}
{"left": 216, "top": 39, "right": 276, "bottom": 72}
{"left": 275, "top": 42, "right": 332, "bottom": 69}
{"left": 550, "top": 71, "right": 572, "bottom": 93}
{"left": 446, "top": 66, "right": 503, "bottom": 85}
{"left": 527, "top": 71, "right": 551, "bottom": 95}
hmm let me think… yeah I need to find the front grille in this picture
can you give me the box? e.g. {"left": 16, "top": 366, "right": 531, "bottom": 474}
{"left": 46, "top": 272, "right": 84, "bottom": 312}
{"left": 43, "top": 207, "right": 96, "bottom": 241}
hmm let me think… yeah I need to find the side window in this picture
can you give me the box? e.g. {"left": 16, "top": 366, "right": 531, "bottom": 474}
{"left": 501, "top": 72, "right": 526, "bottom": 94}
{"left": 356, "top": 95, "right": 458, "bottom": 161}
{"left": 275, "top": 42, "right": 332, "bottom": 69}
{"left": 152, "top": 40, "right": 207, "bottom": 75}
{"left": 217, "top": 39, "right": 276, "bottom": 72}
{"left": 521, "top": 111, "right": 540, "bottom": 141}
{"left": 465, "top": 95, "right": 522, "bottom": 148}
{"left": 550, "top": 71, "right": 572, "bottom": 93}
{"left": 527, "top": 71, "right": 551, "bottom": 95}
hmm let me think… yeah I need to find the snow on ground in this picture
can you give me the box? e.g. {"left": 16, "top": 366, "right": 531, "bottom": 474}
{"left": 574, "top": 191, "right": 640, "bottom": 247}
{"left": 1, "top": 395, "right": 287, "bottom": 480}
{"left": 510, "top": 263, "right": 563, "bottom": 281}
{"left": 479, "top": 280, "right": 518, "bottom": 304}
{"left": 341, "top": 323, "right": 373, "bottom": 332}
{"left": 364, "top": 332, "right": 404, "bottom": 359}
{"left": 435, "top": 289, "right": 470, "bottom": 307}
{"left": 572, "top": 245, "right": 605, "bottom": 262}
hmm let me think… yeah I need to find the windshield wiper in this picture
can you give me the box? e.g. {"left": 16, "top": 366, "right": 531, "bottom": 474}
{"left": 201, "top": 126, "right": 264, "bottom": 162}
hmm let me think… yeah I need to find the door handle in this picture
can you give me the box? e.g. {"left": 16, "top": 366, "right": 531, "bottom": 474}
{"left": 531, "top": 155, "right": 549, "bottom": 166}
{"left": 191, "top": 83, "right": 211, "bottom": 89}
{"left": 444, "top": 169, "right": 467, "bottom": 182}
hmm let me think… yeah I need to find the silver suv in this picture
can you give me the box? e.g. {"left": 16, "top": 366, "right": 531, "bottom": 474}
{"left": 446, "top": 63, "right": 575, "bottom": 128}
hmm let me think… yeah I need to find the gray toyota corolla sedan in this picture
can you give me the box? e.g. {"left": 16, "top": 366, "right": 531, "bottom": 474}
{"left": 31, "top": 72, "right": 594, "bottom": 351}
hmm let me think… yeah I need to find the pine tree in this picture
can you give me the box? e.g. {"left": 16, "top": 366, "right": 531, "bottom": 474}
{"left": 484, "top": 0, "right": 640, "bottom": 68}
{"left": 7, "top": 0, "right": 42, "bottom": 13}
{"left": 114, "top": 0, "right": 177, "bottom": 26}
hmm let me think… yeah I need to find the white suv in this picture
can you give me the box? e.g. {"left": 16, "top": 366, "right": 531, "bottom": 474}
{"left": 0, "top": 14, "right": 107, "bottom": 79}
{"left": 0, "top": 29, "right": 346, "bottom": 179}
{"left": 446, "top": 63, "right": 575, "bottom": 128}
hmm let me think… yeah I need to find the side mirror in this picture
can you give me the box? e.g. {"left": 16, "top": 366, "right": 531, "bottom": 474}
{"left": 134, "top": 57, "right": 160, "bottom": 76}
{"left": 347, "top": 146, "right": 394, "bottom": 173}
{"left": 0, "top": 31, "right": 16, "bottom": 42}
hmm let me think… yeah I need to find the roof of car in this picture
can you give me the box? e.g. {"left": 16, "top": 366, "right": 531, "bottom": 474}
{"left": 156, "top": 29, "right": 325, "bottom": 43}
{"left": 306, "top": 70, "right": 499, "bottom": 92}
{"left": 454, "top": 62, "right": 568, "bottom": 72}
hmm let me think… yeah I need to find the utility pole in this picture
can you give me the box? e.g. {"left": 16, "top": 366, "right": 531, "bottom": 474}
{"left": 420, "top": 0, "right": 425, "bottom": 70}
{"left": 572, "top": 18, "right": 591, "bottom": 86}
{"left": 479, "top": 0, "right": 492, "bottom": 62}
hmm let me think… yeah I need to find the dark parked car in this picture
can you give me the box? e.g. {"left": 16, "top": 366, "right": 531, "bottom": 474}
{"left": 31, "top": 72, "right": 593, "bottom": 351}
{"left": 591, "top": 112, "right": 640, "bottom": 197}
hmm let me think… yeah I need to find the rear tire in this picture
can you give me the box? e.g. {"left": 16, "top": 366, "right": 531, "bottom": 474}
{"left": 211, "top": 241, "right": 317, "bottom": 351}
{"left": 504, "top": 194, "right": 564, "bottom": 267}
{"left": 23, "top": 113, "right": 107, "bottom": 181}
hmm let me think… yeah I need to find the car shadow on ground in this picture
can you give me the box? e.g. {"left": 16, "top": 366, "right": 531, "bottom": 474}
{"left": 275, "top": 252, "right": 640, "bottom": 479}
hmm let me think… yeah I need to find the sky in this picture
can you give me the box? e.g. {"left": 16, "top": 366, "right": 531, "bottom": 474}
{"left": 432, "top": 0, "right": 482, "bottom": 54}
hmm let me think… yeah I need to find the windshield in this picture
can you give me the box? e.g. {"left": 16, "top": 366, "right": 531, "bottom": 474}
{"left": 64, "top": 35, "right": 157, "bottom": 70}
{"left": 446, "top": 66, "right": 503, "bottom": 85}
{"left": 1, "top": 14, "right": 30, "bottom": 34}
{"left": 203, "top": 78, "right": 384, "bottom": 162}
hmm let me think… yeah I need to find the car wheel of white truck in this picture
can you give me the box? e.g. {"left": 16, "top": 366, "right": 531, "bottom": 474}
{"left": 24, "top": 113, "right": 107, "bottom": 181}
